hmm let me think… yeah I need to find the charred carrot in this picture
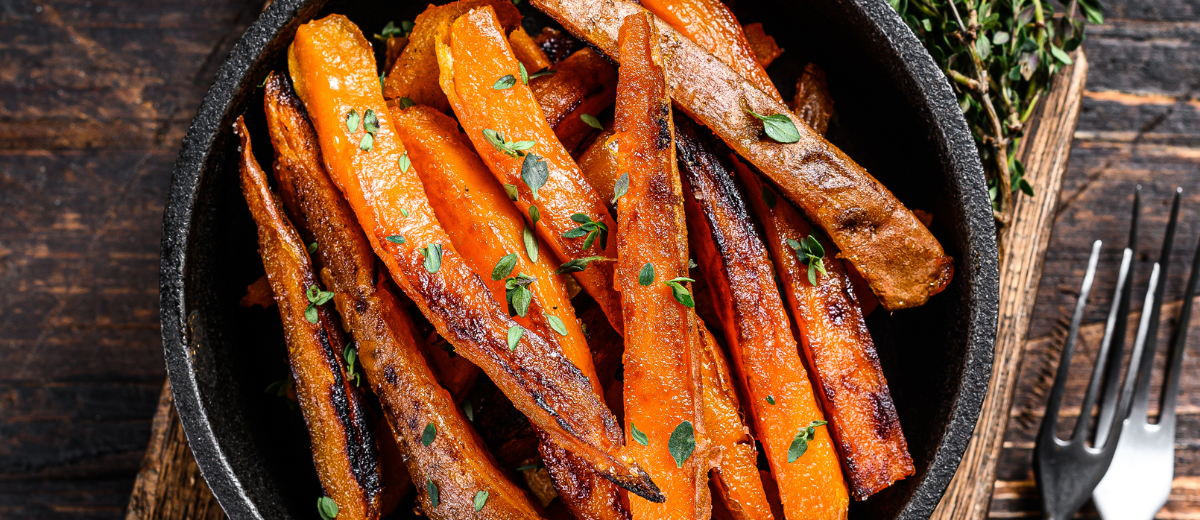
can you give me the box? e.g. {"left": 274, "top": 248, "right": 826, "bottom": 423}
{"left": 791, "top": 63, "right": 833, "bottom": 136}
{"left": 530, "top": 0, "right": 954, "bottom": 311}
{"left": 736, "top": 159, "right": 913, "bottom": 500}
{"left": 741, "top": 23, "right": 782, "bottom": 68}
{"left": 289, "top": 14, "right": 661, "bottom": 501}
{"left": 676, "top": 116, "right": 849, "bottom": 519}
{"left": 510, "top": 26, "right": 553, "bottom": 72}
{"left": 236, "top": 117, "right": 382, "bottom": 520}
{"left": 382, "top": 0, "right": 522, "bottom": 112}
{"left": 529, "top": 48, "right": 618, "bottom": 152}
{"left": 638, "top": 0, "right": 781, "bottom": 102}
{"left": 697, "top": 323, "right": 774, "bottom": 520}
{"left": 614, "top": 13, "right": 707, "bottom": 520}
{"left": 436, "top": 6, "right": 625, "bottom": 336}
{"left": 391, "top": 103, "right": 630, "bottom": 520}
{"left": 260, "top": 76, "right": 543, "bottom": 517}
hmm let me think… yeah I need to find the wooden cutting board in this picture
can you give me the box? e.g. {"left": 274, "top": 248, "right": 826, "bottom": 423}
{"left": 125, "top": 51, "right": 1088, "bottom": 520}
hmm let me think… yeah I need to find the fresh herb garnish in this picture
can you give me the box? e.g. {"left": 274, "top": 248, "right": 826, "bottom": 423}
{"left": 474, "top": 490, "right": 489, "bottom": 511}
{"left": 787, "top": 420, "right": 828, "bottom": 463}
{"left": 668, "top": 421, "right": 696, "bottom": 468}
{"left": 545, "top": 313, "right": 568, "bottom": 336}
{"left": 427, "top": 479, "right": 440, "bottom": 508}
{"left": 401, "top": 208, "right": 409, "bottom": 217}
{"left": 503, "top": 183, "right": 519, "bottom": 201}
{"left": 358, "top": 132, "right": 374, "bottom": 151}
{"left": 318, "top": 496, "right": 338, "bottom": 520}
{"left": 463, "top": 400, "right": 474, "bottom": 421}
{"left": 507, "top": 325, "right": 523, "bottom": 350}
{"left": 581, "top": 113, "right": 604, "bottom": 130}
{"left": 787, "top": 235, "right": 827, "bottom": 286}
{"left": 418, "top": 243, "right": 443, "bottom": 274}
{"left": 761, "top": 185, "right": 777, "bottom": 209}
{"left": 529, "top": 205, "right": 541, "bottom": 225}
{"left": 363, "top": 109, "right": 379, "bottom": 135}
{"left": 422, "top": 423, "right": 436, "bottom": 446}
{"left": 493, "top": 74, "right": 517, "bottom": 90}
{"left": 346, "top": 109, "right": 361, "bottom": 133}
{"left": 504, "top": 273, "right": 536, "bottom": 317}
{"left": 555, "top": 256, "right": 608, "bottom": 274}
{"left": 343, "top": 344, "right": 363, "bottom": 387}
{"left": 386, "top": 235, "right": 406, "bottom": 244}
{"left": 528, "top": 67, "right": 554, "bottom": 81}
{"left": 664, "top": 277, "right": 696, "bottom": 307}
{"left": 611, "top": 172, "right": 629, "bottom": 204}
{"left": 521, "top": 153, "right": 549, "bottom": 200}
{"left": 522, "top": 226, "right": 538, "bottom": 263}
{"left": 399, "top": 152, "right": 411, "bottom": 173}
{"left": 519, "top": 62, "right": 529, "bottom": 85}
{"left": 307, "top": 241, "right": 319, "bottom": 254}
{"left": 373, "top": 20, "right": 411, "bottom": 41}
{"left": 492, "top": 253, "right": 518, "bottom": 280}
{"left": 482, "top": 129, "right": 535, "bottom": 157}
{"left": 638, "top": 262, "right": 655, "bottom": 286}
{"left": 563, "top": 213, "right": 608, "bottom": 250}
{"left": 630, "top": 422, "right": 649, "bottom": 446}
{"left": 399, "top": 96, "right": 415, "bottom": 109}
{"left": 767, "top": 395, "right": 776, "bottom": 405}
{"left": 305, "top": 284, "right": 335, "bottom": 323}
{"left": 746, "top": 109, "right": 801, "bottom": 143}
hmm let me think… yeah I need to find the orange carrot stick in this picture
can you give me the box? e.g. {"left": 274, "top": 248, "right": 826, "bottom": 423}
{"left": 510, "top": 26, "right": 553, "bottom": 72}
{"left": 737, "top": 159, "right": 913, "bottom": 500}
{"left": 675, "top": 116, "right": 849, "bottom": 519}
{"left": 288, "top": 14, "right": 660, "bottom": 501}
{"left": 257, "top": 80, "right": 543, "bottom": 517}
{"left": 391, "top": 103, "right": 630, "bottom": 520}
{"left": 436, "top": 6, "right": 625, "bottom": 337}
{"left": 530, "top": 48, "right": 618, "bottom": 152}
{"left": 614, "top": 12, "right": 708, "bottom": 520}
{"left": 382, "top": 0, "right": 522, "bottom": 112}
{"left": 236, "top": 117, "right": 383, "bottom": 520}
{"left": 791, "top": 63, "right": 834, "bottom": 136}
{"left": 638, "top": 0, "right": 781, "bottom": 102}
{"left": 741, "top": 23, "right": 782, "bottom": 68}
{"left": 698, "top": 323, "right": 775, "bottom": 520}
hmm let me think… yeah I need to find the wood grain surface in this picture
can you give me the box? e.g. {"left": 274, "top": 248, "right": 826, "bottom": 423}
{"left": 0, "top": 0, "right": 1197, "bottom": 519}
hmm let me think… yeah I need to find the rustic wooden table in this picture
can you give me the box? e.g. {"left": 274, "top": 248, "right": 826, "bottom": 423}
{"left": 0, "top": 0, "right": 1196, "bottom": 518}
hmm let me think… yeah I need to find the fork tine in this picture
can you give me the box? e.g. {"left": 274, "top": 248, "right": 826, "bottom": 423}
{"left": 1160, "top": 231, "right": 1200, "bottom": 426}
{"left": 1074, "top": 246, "right": 1134, "bottom": 441}
{"left": 1129, "top": 188, "right": 1183, "bottom": 419}
{"left": 1042, "top": 240, "right": 1102, "bottom": 445}
{"left": 1095, "top": 187, "right": 1142, "bottom": 446}
{"left": 1100, "top": 262, "right": 1162, "bottom": 452}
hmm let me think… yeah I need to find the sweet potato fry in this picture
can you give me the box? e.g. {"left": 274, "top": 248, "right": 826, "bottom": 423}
{"left": 529, "top": 0, "right": 954, "bottom": 310}
{"left": 697, "top": 323, "right": 774, "bottom": 520}
{"left": 736, "top": 159, "right": 913, "bottom": 500}
{"left": 529, "top": 48, "right": 618, "bottom": 152}
{"left": 289, "top": 14, "right": 661, "bottom": 501}
{"left": 638, "top": 0, "right": 781, "bottom": 102}
{"left": 390, "top": 103, "right": 630, "bottom": 520}
{"left": 614, "top": 13, "right": 707, "bottom": 519}
{"left": 511, "top": 26, "right": 553, "bottom": 72}
{"left": 382, "top": 0, "right": 522, "bottom": 112}
{"left": 792, "top": 63, "right": 834, "bottom": 136}
{"left": 259, "top": 77, "right": 543, "bottom": 517}
{"left": 236, "top": 117, "right": 382, "bottom": 520}
{"left": 741, "top": 23, "right": 782, "bottom": 68}
{"left": 436, "top": 6, "right": 625, "bottom": 336}
{"left": 675, "top": 116, "right": 849, "bottom": 519}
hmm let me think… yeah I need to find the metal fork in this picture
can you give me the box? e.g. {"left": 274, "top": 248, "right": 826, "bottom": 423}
{"left": 1093, "top": 189, "right": 1198, "bottom": 519}
{"left": 1034, "top": 191, "right": 1161, "bottom": 520}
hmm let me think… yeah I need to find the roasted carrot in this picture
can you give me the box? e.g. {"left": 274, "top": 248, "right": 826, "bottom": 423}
{"left": 791, "top": 63, "right": 834, "bottom": 136}
{"left": 260, "top": 76, "right": 543, "bottom": 517}
{"left": 741, "top": 23, "right": 782, "bottom": 68}
{"left": 737, "top": 159, "right": 913, "bottom": 500}
{"left": 236, "top": 117, "right": 382, "bottom": 520}
{"left": 529, "top": 48, "right": 618, "bottom": 152}
{"left": 638, "top": 0, "right": 781, "bottom": 102}
{"left": 614, "top": 12, "right": 707, "bottom": 520}
{"left": 675, "top": 116, "right": 849, "bottom": 519}
{"left": 288, "top": 14, "right": 661, "bottom": 500}
{"left": 437, "top": 6, "right": 625, "bottom": 336}
{"left": 576, "top": 128, "right": 620, "bottom": 213}
{"left": 510, "top": 26, "right": 554, "bottom": 72}
{"left": 530, "top": 0, "right": 954, "bottom": 310}
{"left": 697, "top": 323, "right": 774, "bottom": 520}
{"left": 382, "top": 0, "right": 522, "bottom": 112}
{"left": 390, "top": 103, "right": 630, "bottom": 520}
{"left": 534, "top": 26, "right": 584, "bottom": 63}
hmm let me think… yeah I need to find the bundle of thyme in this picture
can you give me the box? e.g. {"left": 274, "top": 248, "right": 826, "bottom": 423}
{"left": 888, "top": 0, "right": 1101, "bottom": 221}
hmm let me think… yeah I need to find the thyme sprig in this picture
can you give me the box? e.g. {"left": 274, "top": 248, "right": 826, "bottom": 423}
{"left": 888, "top": 0, "right": 1099, "bottom": 220}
